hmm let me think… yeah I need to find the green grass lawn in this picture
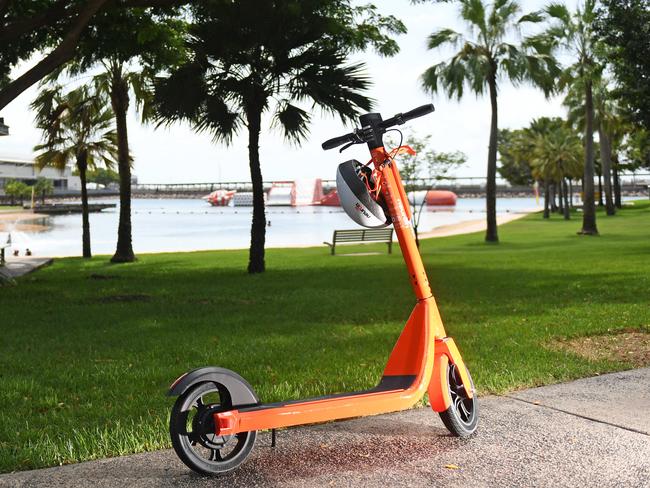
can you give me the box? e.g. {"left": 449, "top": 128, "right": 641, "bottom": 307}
{"left": 0, "top": 205, "right": 21, "bottom": 212}
{"left": 1, "top": 202, "right": 649, "bottom": 472}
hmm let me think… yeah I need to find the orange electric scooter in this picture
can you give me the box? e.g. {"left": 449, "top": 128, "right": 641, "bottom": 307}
{"left": 167, "top": 104, "right": 478, "bottom": 475}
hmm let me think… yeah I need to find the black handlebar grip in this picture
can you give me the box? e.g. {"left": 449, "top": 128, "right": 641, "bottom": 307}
{"left": 322, "top": 133, "right": 354, "bottom": 150}
{"left": 401, "top": 104, "right": 435, "bottom": 122}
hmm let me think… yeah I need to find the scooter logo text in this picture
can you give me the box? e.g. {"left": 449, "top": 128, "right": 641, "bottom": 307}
{"left": 355, "top": 202, "right": 371, "bottom": 219}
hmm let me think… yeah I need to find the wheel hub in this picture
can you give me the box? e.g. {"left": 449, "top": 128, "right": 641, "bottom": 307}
{"left": 192, "top": 404, "right": 233, "bottom": 449}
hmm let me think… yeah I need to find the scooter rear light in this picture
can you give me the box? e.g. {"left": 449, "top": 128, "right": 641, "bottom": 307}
{"left": 169, "top": 372, "right": 188, "bottom": 390}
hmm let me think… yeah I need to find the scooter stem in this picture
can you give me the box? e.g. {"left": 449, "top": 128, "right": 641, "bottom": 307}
{"left": 370, "top": 146, "right": 433, "bottom": 301}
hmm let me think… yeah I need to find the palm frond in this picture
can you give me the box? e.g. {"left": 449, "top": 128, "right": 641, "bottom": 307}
{"left": 488, "top": 0, "right": 520, "bottom": 40}
{"left": 427, "top": 28, "right": 464, "bottom": 50}
{"left": 153, "top": 62, "right": 209, "bottom": 125}
{"left": 287, "top": 57, "right": 373, "bottom": 124}
{"left": 545, "top": 2, "right": 572, "bottom": 25}
{"left": 518, "top": 11, "right": 544, "bottom": 24}
{"left": 460, "top": 0, "right": 488, "bottom": 39}
{"left": 273, "top": 102, "right": 311, "bottom": 145}
{"left": 32, "top": 82, "right": 118, "bottom": 174}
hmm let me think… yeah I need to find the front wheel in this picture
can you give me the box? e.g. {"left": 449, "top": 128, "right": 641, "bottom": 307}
{"left": 170, "top": 382, "right": 257, "bottom": 475}
{"left": 439, "top": 363, "right": 479, "bottom": 437}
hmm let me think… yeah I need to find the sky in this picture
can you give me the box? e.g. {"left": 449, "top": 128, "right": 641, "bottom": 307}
{"left": 0, "top": 0, "right": 579, "bottom": 184}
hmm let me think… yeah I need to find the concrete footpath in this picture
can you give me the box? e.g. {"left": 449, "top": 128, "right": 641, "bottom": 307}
{"left": 1, "top": 257, "right": 52, "bottom": 278}
{"left": 1, "top": 368, "right": 649, "bottom": 488}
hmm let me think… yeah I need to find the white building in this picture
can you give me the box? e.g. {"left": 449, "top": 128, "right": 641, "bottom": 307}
{"left": 0, "top": 157, "right": 81, "bottom": 194}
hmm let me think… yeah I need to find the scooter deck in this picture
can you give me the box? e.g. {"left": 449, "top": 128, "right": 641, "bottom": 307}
{"left": 238, "top": 374, "right": 416, "bottom": 413}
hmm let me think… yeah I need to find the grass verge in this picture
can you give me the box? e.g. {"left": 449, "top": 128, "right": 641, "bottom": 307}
{"left": 1, "top": 201, "right": 649, "bottom": 472}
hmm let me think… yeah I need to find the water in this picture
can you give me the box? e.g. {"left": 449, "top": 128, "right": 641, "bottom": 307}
{"left": 5, "top": 197, "right": 543, "bottom": 257}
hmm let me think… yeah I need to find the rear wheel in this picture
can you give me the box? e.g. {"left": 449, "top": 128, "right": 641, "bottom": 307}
{"left": 170, "top": 382, "right": 257, "bottom": 475}
{"left": 439, "top": 363, "right": 478, "bottom": 437}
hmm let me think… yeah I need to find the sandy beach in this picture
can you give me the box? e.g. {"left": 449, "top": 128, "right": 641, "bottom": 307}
{"left": 419, "top": 209, "right": 538, "bottom": 239}
{"left": 0, "top": 211, "right": 49, "bottom": 233}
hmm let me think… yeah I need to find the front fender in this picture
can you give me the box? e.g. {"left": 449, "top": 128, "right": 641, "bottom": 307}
{"left": 167, "top": 367, "right": 260, "bottom": 407}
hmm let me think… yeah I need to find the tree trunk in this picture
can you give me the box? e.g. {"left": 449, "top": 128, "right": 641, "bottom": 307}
{"left": 557, "top": 180, "right": 564, "bottom": 215}
{"left": 77, "top": 152, "right": 92, "bottom": 258}
{"left": 598, "top": 126, "right": 615, "bottom": 215}
{"left": 110, "top": 72, "right": 136, "bottom": 263}
{"left": 485, "top": 74, "right": 499, "bottom": 243}
{"left": 579, "top": 79, "right": 598, "bottom": 235}
{"left": 597, "top": 173, "right": 603, "bottom": 206}
{"left": 543, "top": 181, "right": 550, "bottom": 219}
{"left": 613, "top": 161, "right": 622, "bottom": 208}
{"left": 569, "top": 179, "right": 573, "bottom": 208}
{"left": 246, "top": 104, "right": 266, "bottom": 274}
{"left": 550, "top": 183, "right": 558, "bottom": 212}
{"left": 562, "top": 178, "right": 570, "bottom": 220}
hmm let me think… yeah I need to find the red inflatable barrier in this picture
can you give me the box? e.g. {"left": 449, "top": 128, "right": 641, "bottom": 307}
{"left": 425, "top": 190, "right": 457, "bottom": 206}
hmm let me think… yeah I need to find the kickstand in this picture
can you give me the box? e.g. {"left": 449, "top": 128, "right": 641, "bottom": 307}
{"left": 271, "top": 428, "right": 277, "bottom": 448}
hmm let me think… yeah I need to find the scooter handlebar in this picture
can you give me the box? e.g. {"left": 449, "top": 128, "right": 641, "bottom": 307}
{"left": 322, "top": 133, "right": 355, "bottom": 150}
{"left": 321, "top": 104, "right": 435, "bottom": 151}
{"left": 401, "top": 103, "right": 435, "bottom": 122}
{"left": 380, "top": 104, "right": 435, "bottom": 128}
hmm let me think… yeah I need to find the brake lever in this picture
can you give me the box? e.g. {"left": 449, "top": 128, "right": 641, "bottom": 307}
{"left": 339, "top": 128, "right": 370, "bottom": 152}
{"left": 339, "top": 141, "right": 356, "bottom": 153}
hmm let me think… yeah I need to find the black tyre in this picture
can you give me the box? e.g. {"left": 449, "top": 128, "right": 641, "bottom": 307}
{"left": 170, "top": 382, "right": 257, "bottom": 475}
{"left": 438, "top": 363, "right": 479, "bottom": 437}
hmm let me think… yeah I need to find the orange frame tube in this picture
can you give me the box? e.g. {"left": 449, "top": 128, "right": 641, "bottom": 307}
{"left": 213, "top": 147, "right": 472, "bottom": 436}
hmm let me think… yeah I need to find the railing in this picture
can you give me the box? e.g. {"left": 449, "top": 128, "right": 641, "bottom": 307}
{"left": 131, "top": 173, "right": 650, "bottom": 194}
{"left": 2, "top": 172, "right": 647, "bottom": 200}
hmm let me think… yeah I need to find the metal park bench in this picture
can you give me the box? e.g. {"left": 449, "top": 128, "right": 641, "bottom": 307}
{"left": 324, "top": 228, "right": 393, "bottom": 255}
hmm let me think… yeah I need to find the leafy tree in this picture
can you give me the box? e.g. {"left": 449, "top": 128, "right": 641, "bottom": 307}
{"left": 537, "top": 1, "right": 602, "bottom": 235}
{"left": 154, "top": 0, "right": 405, "bottom": 274}
{"left": 393, "top": 132, "right": 466, "bottom": 184}
{"left": 33, "top": 177, "right": 54, "bottom": 205}
{"left": 419, "top": 0, "right": 558, "bottom": 243}
{"left": 85, "top": 167, "right": 120, "bottom": 187}
{"left": 0, "top": 0, "right": 189, "bottom": 111}
{"left": 497, "top": 129, "right": 535, "bottom": 186}
{"left": 596, "top": 1, "right": 650, "bottom": 133}
{"left": 4, "top": 180, "right": 30, "bottom": 205}
{"left": 622, "top": 129, "right": 650, "bottom": 171}
{"left": 32, "top": 84, "right": 118, "bottom": 258}
{"left": 390, "top": 132, "right": 466, "bottom": 246}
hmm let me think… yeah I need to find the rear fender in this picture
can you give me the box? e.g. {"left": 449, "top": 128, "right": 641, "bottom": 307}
{"left": 167, "top": 367, "right": 260, "bottom": 407}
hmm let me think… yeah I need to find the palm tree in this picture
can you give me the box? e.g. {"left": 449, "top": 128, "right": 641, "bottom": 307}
{"left": 420, "top": 0, "right": 558, "bottom": 243}
{"left": 33, "top": 177, "right": 54, "bottom": 205}
{"left": 93, "top": 59, "right": 152, "bottom": 263}
{"left": 154, "top": 2, "right": 376, "bottom": 273}
{"left": 32, "top": 85, "right": 118, "bottom": 258}
{"left": 531, "top": 124, "right": 583, "bottom": 220}
{"left": 43, "top": 58, "right": 152, "bottom": 263}
{"left": 538, "top": 1, "right": 601, "bottom": 234}
{"left": 564, "top": 76, "right": 619, "bottom": 216}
